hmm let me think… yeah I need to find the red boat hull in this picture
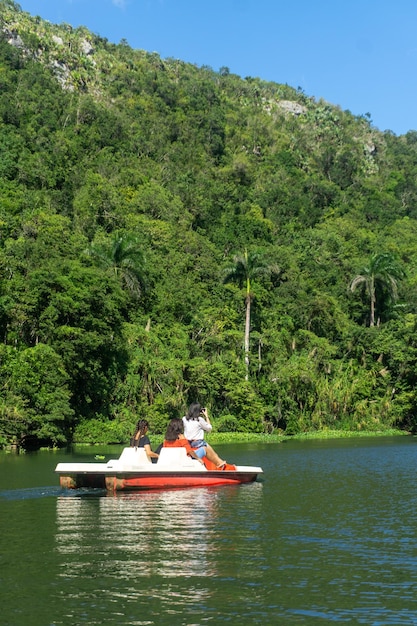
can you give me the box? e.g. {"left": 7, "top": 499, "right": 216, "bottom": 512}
{"left": 59, "top": 470, "right": 259, "bottom": 491}
{"left": 105, "top": 471, "right": 258, "bottom": 491}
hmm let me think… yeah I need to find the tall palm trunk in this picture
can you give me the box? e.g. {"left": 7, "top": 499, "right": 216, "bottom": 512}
{"left": 224, "top": 248, "right": 269, "bottom": 381}
{"left": 244, "top": 293, "right": 251, "bottom": 381}
{"left": 370, "top": 276, "right": 375, "bottom": 327}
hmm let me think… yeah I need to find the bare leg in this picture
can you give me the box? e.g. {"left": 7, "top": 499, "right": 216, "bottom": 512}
{"left": 205, "top": 443, "right": 225, "bottom": 467}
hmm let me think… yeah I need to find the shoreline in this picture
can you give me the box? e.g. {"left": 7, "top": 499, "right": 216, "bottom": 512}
{"left": 68, "top": 428, "right": 410, "bottom": 449}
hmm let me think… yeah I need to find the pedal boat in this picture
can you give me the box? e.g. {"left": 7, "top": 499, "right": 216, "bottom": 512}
{"left": 55, "top": 446, "right": 263, "bottom": 491}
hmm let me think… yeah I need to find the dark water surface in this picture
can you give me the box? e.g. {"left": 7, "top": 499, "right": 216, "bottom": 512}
{"left": 1, "top": 436, "right": 417, "bottom": 625}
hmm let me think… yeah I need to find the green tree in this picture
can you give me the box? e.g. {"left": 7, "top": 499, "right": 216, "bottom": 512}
{"left": 350, "top": 253, "right": 405, "bottom": 327}
{"left": 0, "top": 343, "right": 74, "bottom": 446}
{"left": 223, "top": 249, "right": 270, "bottom": 380}
{"left": 87, "top": 231, "right": 146, "bottom": 299}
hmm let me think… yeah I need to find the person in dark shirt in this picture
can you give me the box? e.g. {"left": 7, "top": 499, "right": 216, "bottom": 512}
{"left": 130, "top": 419, "right": 159, "bottom": 460}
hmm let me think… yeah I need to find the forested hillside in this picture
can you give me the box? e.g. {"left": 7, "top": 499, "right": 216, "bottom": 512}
{"left": 1, "top": 0, "right": 417, "bottom": 448}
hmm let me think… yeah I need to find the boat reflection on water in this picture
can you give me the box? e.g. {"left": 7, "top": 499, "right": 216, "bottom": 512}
{"left": 54, "top": 483, "right": 263, "bottom": 622}
{"left": 104, "top": 487, "right": 218, "bottom": 578}
{"left": 55, "top": 482, "right": 263, "bottom": 581}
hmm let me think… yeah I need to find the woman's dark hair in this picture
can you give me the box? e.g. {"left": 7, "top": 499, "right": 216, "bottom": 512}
{"left": 165, "top": 418, "right": 184, "bottom": 441}
{"left": 133, "top": 419, "right": 149, "bottom": 443}
{"left": 185, "top": 402, "right": 203, "bottom": 421}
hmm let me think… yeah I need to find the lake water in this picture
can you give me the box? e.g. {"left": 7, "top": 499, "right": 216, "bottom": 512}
{"left": 1, "top": 436, "right": 417, "bottom": 625}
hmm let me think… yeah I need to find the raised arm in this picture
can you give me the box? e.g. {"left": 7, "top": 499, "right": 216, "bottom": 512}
{"left": 199, "top": 407, "right": 213, "bottom": 432}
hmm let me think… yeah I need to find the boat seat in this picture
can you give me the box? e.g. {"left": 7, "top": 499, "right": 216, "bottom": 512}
{"left": 157, "top": 447, "right": 196, "bottom": 467}
{"left": 107, "top": 446, "right": 152, "bottom": 469}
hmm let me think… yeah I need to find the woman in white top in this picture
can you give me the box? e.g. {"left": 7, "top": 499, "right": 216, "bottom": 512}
{"left": 182, "top": 403, "right": 226, "bottom": 469}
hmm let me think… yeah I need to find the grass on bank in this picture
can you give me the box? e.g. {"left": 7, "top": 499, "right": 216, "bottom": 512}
{"left": 70, "top": 428, "right": 409, "bottom": 449}
{"left": 188, "top": 428, "right": 409, "bottom": 445}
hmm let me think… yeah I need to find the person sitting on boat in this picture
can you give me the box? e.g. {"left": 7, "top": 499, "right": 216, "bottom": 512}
{"left": 182, "top": 403, "right": 227, "bottom": 470}
{"left": 130, "top": 419, "right": 159, "bottom": 461}
{"left": 162, "top": 418, "right": 205, "bottom": 464}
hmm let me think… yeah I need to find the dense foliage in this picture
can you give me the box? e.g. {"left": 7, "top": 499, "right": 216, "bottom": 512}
{"left": 1, "top": 1, "right": 417, "bottom": 447}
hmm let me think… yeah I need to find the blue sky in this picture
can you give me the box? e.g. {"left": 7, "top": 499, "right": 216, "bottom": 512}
{"left": 17, "top": 0, "right": 417, "bottom": 136}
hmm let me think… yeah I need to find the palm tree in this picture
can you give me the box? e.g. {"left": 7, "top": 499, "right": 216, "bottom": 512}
{"left": 87, "top": 232, "right": 146, "bottom": 298}
{"left": 350, "top": 252, "right": 405, "bottom": 327}
{"left": 223, "top": 249, "right": 270, "bottom": 380}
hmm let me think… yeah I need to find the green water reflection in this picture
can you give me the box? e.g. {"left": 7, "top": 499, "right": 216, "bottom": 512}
{"left": 1, "top": 437, "right": 417, "bottom": 624}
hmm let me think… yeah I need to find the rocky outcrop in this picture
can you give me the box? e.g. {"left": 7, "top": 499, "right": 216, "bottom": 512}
{"left": 276, "top": 100, "right": 307, "bottom": 116}
{"left": 3, "top": 27, "right": 24, "bottom": 48}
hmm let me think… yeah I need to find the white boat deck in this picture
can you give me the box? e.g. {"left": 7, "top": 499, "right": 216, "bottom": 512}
{"left": 55, "top": 446, "right": 263, "bottom": 475}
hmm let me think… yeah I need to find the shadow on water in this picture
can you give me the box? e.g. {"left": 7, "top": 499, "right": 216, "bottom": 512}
{"left": 0, "top": 485, "right": 64, "bottom": 500}
{"left": 0, "top": 478, "right": 264, "bottom": 502}
{"left": 0, "top": 485, "right": 112, "bottom": 500}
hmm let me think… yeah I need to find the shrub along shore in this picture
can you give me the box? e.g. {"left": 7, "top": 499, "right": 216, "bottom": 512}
{"left": 68, "top": 428, "right": 410, "bottom": 452}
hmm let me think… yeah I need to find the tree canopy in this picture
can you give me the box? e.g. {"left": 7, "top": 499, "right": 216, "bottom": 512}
{"left": 0, "top": 1, "right": 417, "bottom": 447}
